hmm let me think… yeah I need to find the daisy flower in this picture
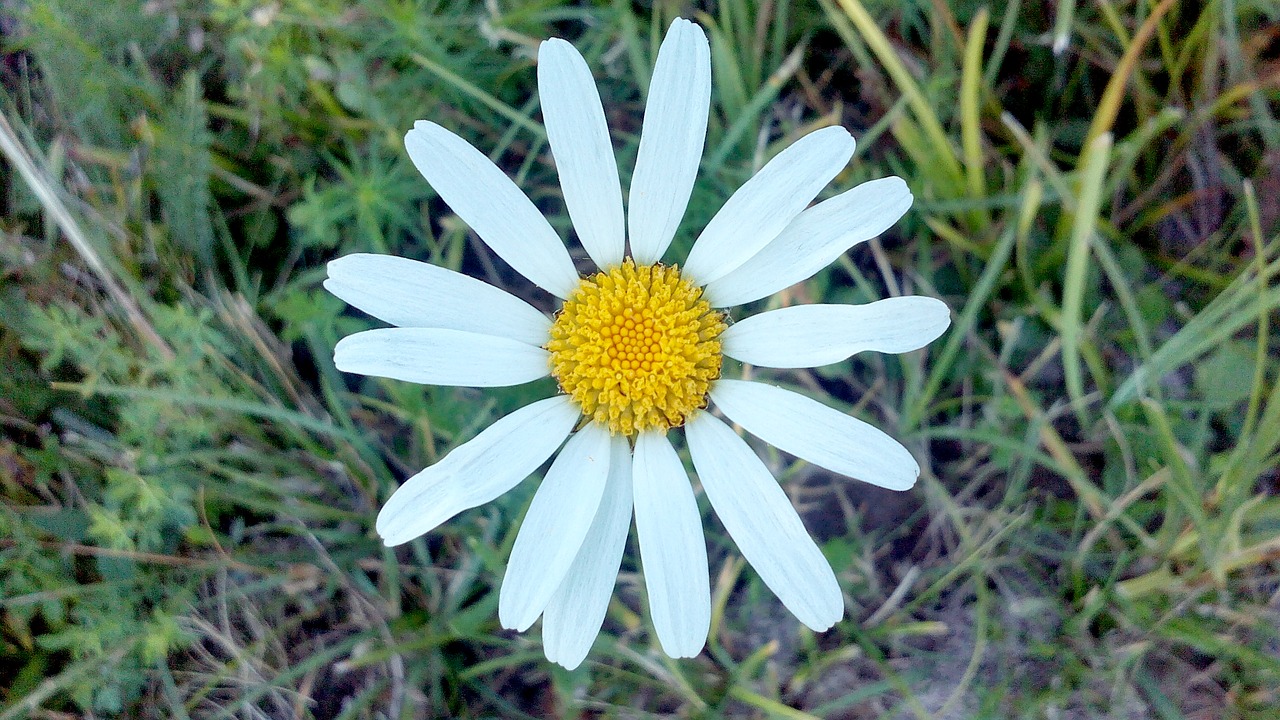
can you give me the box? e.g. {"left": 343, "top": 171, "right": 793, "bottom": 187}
{"left": 325, "top": 18, "right": 950, "bottom": 669}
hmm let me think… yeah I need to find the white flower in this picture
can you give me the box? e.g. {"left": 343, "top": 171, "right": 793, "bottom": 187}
{"left": 325, "top": 18, "right": 950, "bottom": 670}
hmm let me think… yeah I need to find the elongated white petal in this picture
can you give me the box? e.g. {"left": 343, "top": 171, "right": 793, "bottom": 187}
{"left": 627, "top": 18, "right": 711, "bottom": 264}
{"left": 376, "top": 396, "right": 578, "bottom": 546}
{"left": 405, "top": 121, "right": 578, "bottom": 298}
{"left": 538, "top": 39, "right": 625, "bottom": 270}
{"left": 683, "top": 127, "right": 856, "bottom": 285}
{"left": 710, "top": 380, "right": 919, "bottom": 491}
{"left": 542, "top": 435, "right": 633, "bottom": 669}
{"left": 685, "top": 412, "right": 843, "bottom": 631}
{"left": 324, "top": 253, "right": 551, "bottom": 345}
{"left": 703, "top": 177, "right": 913, "bottom": 308}
{"left": 633, "top": 431, "right": 709, "bottom": 658}
{"left": 722, "top": 297, "right": 951, "bottom": 368}
{"left": 334, "top": 328, "right": 548, "bottom": 387}
{"left": 500, "top": 423, "right": 612, "bottom": 632}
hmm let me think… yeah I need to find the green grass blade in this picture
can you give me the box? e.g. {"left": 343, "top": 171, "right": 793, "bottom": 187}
{"left": 1060, "top": 132, "right": 1112, "bottom": 415}
{"left": 835, "top": 0, "right": 964, "bottom": 191}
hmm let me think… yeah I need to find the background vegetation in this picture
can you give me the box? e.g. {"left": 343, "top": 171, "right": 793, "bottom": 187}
{"left": 2, "top": 0, "right": 1278, "bottom": 717}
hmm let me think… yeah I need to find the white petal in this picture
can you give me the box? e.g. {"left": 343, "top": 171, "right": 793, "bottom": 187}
{"left": 703, "top": 177, "right": 913, "bottom": 308}
{"left": 538, "top": 39, "right": 625, "bottom": 270}
{"left": 542, "top": 435, "right": 633, "bottom": 670}
{"left": 682, "top": 127, "right": 856, "bottom": 285}
{"left": 632, "top": 431, "right": 710, "bottom": 658}
{"left": 722, "top": 297, "right": 951, "bottom": 368}
{"left": 334, "top": 328, "right": 549, "bottom": 387}
{"left": 627, "top": 18, "right": 711, "bottom": 265}
{"left": 324, "top": 253, "right": 551, "bottom": 345}
{"left": 710, "top": 379, "right": 919, "bottom": 491}
{"left": 685, "top": 412, "right": 843, "bottom": 631}
{"left": 404, "top": 121, "right": 579, "bottom": 298}
{"left": 376, "top": 396, "right": 578, "bottom": 546}
{"left": 500, "top": 422, "right": 613, "bottom": 632}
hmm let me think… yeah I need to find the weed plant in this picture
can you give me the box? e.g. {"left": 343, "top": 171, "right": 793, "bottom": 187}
{"left": 2, "top": 0, "right": 1279, "bottom": 717}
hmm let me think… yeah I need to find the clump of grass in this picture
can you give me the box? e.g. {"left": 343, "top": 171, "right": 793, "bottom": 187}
{"left": 2, "top": 0, "right": 1278, "bottom": 717}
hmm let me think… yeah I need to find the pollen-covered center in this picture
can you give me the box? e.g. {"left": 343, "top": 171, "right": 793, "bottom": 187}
{"left": 547, "top": 260, "right": 726, "bottom": 436}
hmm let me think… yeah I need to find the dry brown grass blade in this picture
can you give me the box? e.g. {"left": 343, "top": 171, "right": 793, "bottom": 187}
{"left": 0, "top": 109, "right": 173, "bottom": 361}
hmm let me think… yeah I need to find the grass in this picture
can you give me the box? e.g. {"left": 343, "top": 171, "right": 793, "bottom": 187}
{"left": 2, "top": 0, "right": 1279, "bottom": 717}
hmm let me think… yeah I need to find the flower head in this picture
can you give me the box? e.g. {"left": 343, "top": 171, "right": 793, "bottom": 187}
{"left": 325, "top": 18, "right": 950, "bottom": 669}
{"left": 548, "top": 259, "right": 726, "bottom": 435}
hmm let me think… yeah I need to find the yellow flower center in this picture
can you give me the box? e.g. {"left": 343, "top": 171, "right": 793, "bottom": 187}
{"left": 547, "top": 260, "right": 726, "bottom": 436}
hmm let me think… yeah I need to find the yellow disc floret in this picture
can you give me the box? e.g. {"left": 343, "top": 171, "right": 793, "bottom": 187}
{"left": 547, "top": 260, "right": 726, "bottom": 436}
